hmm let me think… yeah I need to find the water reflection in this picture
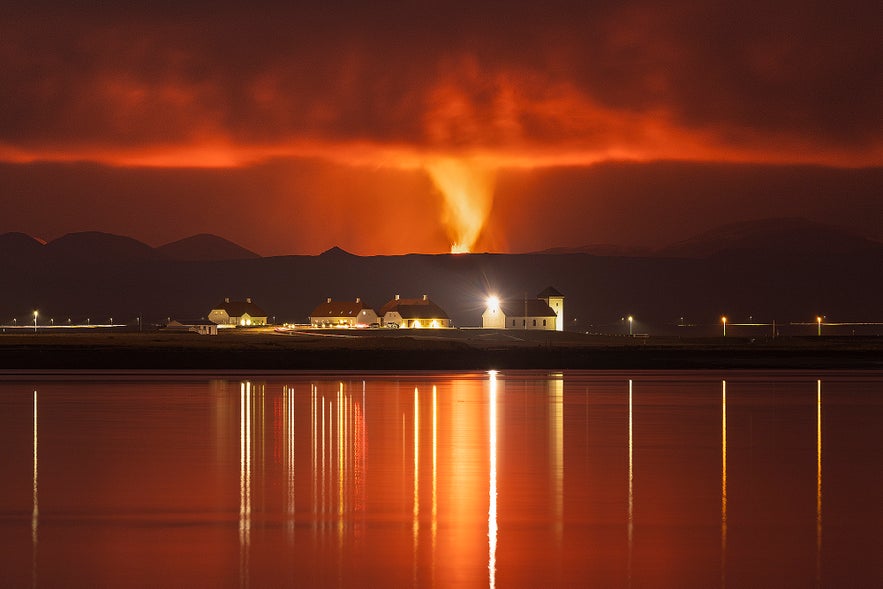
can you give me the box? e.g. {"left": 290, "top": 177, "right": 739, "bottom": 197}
{"left": 413, "top": 386, "right": 420, "bottom": 585}
{"left": 309, "top": 381, "right": 368, "bottom": 542}
{"left": 721, "top": 380, "right": 727, "bottom": 587}
{"left": 32, "top": 389, "right": 38, "bottom": 589}
{"left": 488, "top": 371, "right": 498, "bottom": 589}
{"left": 239, "top": 381, "right": 253, "bottom": 588}
{"left": 627, "top": 379, "right": 634, "bottom": 585}
{"left": 817, "top": 379, "right": 822, "bottom": 587}
{"left": 3, "top": 372, "right": 878, "bottom": 588}
{"left": 549, "top": 373, "right": 563, "bottom": 542}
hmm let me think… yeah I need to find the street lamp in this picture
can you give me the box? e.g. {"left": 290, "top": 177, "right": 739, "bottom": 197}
{"left": 628, "top": 315, "right": 634, "bottom": 337}
{"left": 33, "top": 310, "right": 38, "bottom": 333}
{"left": 722, "top": 316, "right": 727, "bottom": 337}
{"left": 817, "top": 316, "right": 822, "bottom": 336}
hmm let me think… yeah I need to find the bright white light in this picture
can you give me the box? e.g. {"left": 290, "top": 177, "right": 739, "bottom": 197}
{"left": 487, "top": 296, "right": 500, "bottom": 312}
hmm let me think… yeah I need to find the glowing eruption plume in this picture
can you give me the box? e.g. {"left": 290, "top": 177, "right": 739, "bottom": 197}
{"left": 425, "top": 158, "right": 496, "bottom": 253}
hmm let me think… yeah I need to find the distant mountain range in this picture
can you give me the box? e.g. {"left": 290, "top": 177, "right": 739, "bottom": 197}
{"left": 0, "top": 231, "right": 260, "bottom": 263}
{"left": 157, "top": 234, "right": 261, "bottom": 261}
{"left": 1, "top": 218, "right": 881, "bottom": 333}
{"left": 533, "top": 218, "right": 883, "bottom": 258}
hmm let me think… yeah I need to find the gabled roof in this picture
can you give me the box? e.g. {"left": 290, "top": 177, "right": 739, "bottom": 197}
{"left": 168, "top": 319, "right": 216, "bottom": 327}
{"left": 310, "top": 299, "right": 374, "bottom": 318}
{"left": 211, "top": 299, "right": 267, "bottom": 317}
{"left": 393, "top": 304, "right": 450, "bottom": 320}
{"left": 537, "top": 286, "right": 564, "bottom": 298}
{"left": 498, "top": 298, "right": 557, "bottom": 318}
{"left": 380, "top": 296, "right": 449, "bottom": 319}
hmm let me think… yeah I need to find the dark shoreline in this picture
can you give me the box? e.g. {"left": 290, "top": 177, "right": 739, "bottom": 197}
{"left": 1, "top": 330, "right": 881, "bottom": 370}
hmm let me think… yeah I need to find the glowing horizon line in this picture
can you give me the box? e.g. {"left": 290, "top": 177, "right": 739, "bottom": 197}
{"left": 2, "top": 139, "right": 880, "bottom": 171}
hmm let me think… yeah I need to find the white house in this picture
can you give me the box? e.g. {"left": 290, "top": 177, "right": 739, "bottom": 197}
{"left": 482, "top": 287, "right": 564, "bottom": 331}
{"left": 309, "top": 297, "right": 378, "bottom": 328}
{"left": 208, "top": 297, "right": 268, "bottom": 326}
{"left": 379, "top": 294, "right": 451, "bottom": 328}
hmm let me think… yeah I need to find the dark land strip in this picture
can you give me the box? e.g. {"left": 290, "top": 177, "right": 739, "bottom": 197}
{"left": 0, "top": 331, "right": 881, "bottom": 370}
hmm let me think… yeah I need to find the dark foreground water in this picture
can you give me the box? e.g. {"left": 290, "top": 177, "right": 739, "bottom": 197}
{"left": 1, "top": 371, "right": 881, "bottom": 588}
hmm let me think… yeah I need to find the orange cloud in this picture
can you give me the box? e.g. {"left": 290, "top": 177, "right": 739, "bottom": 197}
{"left": 2, "top": 1, "right": 880, "bottom": 252}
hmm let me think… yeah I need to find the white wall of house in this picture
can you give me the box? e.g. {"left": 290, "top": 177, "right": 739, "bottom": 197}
{"left": 208, "top": 310, "right": 232, "bottom": 325}
{"left": 482, "top": 307, "right": 506, "bottom": 328}
{"left": 383, "top": 312, "right": 403, "bottom": 327}
{"left": 545, "top": 295, "right": 564, "bottom": 331}
{"left": 357, "top": 309, "right": 379, "bottom": 325}
{"left": 208, "top": 310, "right": 267, "bottom": 326}
{"left": 503, "top": 315, "right": 556, "bottom": 330}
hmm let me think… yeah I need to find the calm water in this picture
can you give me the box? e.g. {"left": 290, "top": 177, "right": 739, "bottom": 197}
{"left": 1, "top": 371, "right": 881, "bottom": 588}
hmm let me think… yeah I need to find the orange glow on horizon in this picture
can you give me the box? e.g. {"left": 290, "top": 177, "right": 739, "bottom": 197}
{"left": 2, "top": 59, "right": 881, "bottom": 257}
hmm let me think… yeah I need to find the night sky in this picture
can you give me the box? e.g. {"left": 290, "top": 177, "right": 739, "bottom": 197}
{"left": 2, "top": 1, "right": 880, "bottom": 255}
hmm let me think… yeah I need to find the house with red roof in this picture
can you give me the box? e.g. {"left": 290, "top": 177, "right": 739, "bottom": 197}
{"left": 309, "top": 297, "right": 378, "bottom": 328}
{"left": 208, "top": 297, "right": 268, "bottom": 326}
{"left": 379, "top": 294, "right": 451, "bottom": 328}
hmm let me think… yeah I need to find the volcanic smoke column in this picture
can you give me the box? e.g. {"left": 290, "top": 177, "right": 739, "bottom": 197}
{"left": 425, "top": 158, "right": 496, "bottom": 253}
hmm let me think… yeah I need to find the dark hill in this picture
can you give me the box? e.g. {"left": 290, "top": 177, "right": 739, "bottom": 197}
{"left": 2, "top": 220, "right": 881, "bottom": 334}
{"left": 45, "top": 231, "right": 162, "bottom": 264}
{"left": 158, "top": 234, "right": 260, "bottom": 261}
{"left": 0, "top": 232, "right": 44, "bottom": 257}
{"left": 532, "top": 244, "right": 652, "bottom": 257}
{"left": 657, "top": 217, "right": 882, "bottom": 258}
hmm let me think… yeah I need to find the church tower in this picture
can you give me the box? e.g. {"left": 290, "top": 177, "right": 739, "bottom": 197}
{"left": 538, "top": 287, "right": 565, "bottom": 331}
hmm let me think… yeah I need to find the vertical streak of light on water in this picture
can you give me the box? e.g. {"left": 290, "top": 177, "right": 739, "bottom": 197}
{"left": 240, "top": 382, "right": 252, "bottom": 589}
{"left": 287, "top": 386, "right": 295, "bottom": 539}
{"left": 338, "top": 383, "right": 344, "bottom": 542}
{"left": 322, "top": 397, "right": 327, "bottom": 523}
{"left": 627, "top": 380, "right": 633, "bottom": 588}
{"left": 488, "top": 371, "right": 498, "bottom": 589}
{"left": 722, "top": 380, "right": 728, "bottom": 588}
{"left": 413, "top": 387, "right": 420, "bottom": 587}
{"left": 817, "top": 379, "right": 823, "bottom": 588}
{"left": 240, "top": 383, "right": 244, "bottom": 542}
{"left": 32, "top": 390, "right": 38, "bottom": 589}
{"left": 361, "top": 380, "right": 368, "bottom": 496}
{"left": 312, "top": 385, "right": 317, "bottom": 537}
{"left": 432, "top": 384, "right": 438, "bottom": 586}
{"left": 345, "top": 383, "right": 350, "bottom": 522}
{"left": 550, "top": 375, "right": 564, "bottom": 542}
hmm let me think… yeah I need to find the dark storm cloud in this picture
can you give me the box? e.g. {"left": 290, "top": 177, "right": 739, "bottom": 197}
{"left": 1, "top": 0, "right": 880, "bottom": 164}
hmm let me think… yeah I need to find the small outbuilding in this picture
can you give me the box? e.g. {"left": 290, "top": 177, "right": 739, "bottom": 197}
{"left": 309, "top": 297, "right": 378, "bottom": 328}
{"left": 379, "top": 294, "right": 451, "bottom": 328}
{"left": 165, "top": 319, "right": 218, "bottom": 336}
{"left": 208, "top": 297, "right": 268, "bottom": 326}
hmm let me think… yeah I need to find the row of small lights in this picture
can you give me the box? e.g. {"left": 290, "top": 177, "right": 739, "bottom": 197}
{"left": 7, "top": 311, "right": 120, "bottom": 329}
{"left": 491, "top": 296, "right": 830, "bottom": 336}
{"left": 12, "top": 307, "right": 831, "bottom": 336}
{"left": 719, "top": 316, "right": 824, "bottom": 336}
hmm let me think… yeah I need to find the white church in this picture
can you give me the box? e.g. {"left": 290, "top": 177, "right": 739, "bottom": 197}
{"left": 482, "top": 287, "right": 564, "bottom": 331}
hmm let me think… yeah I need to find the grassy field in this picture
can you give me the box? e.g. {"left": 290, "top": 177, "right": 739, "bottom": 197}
{"left": 0, "top": 328, "right": 881, "bottom": 370}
